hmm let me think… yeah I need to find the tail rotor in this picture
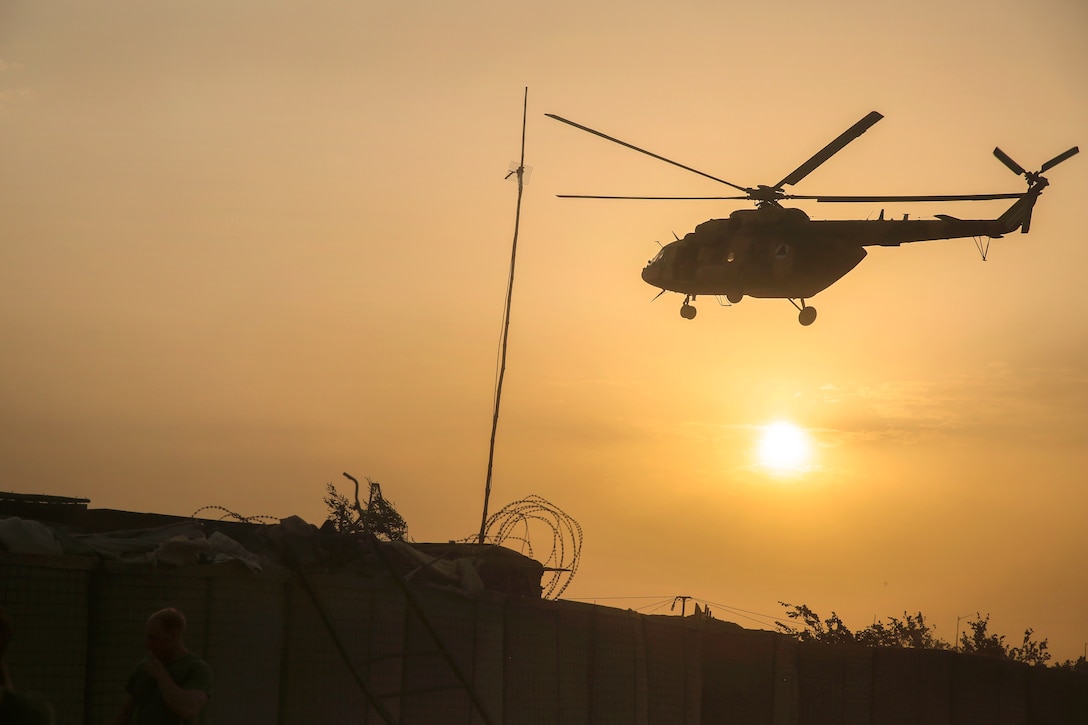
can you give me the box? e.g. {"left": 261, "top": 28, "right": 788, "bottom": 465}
{"left": 994, "top": 145, "right": 1079, "bottom": 186}
{"left": 992, "top": 145, "right": 1078, "bottom": 234}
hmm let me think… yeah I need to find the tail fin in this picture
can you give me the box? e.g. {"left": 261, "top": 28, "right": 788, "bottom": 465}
{"left": 995, "top": 183, "right": 1044, "bottom": 234}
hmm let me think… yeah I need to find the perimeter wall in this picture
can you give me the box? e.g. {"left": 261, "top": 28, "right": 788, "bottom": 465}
{"left": 2, "top": 552, "right": 1085, "bottom": 724}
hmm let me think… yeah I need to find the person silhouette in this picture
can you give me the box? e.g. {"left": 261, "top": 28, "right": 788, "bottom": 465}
{"left": 115, "top": 608, "right": 212, "bottom": 725}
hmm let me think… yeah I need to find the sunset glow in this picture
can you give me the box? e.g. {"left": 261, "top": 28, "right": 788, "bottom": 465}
{"left": 757, "top": 422, "right": 812, "bottom": 474}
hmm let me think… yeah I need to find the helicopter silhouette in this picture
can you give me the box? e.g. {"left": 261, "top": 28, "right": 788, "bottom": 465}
{"left": 546, "top": 111, "right": 1078, "bottom": 325}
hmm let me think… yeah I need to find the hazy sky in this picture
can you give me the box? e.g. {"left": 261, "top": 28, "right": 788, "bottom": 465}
{"left": 2, "top": 1, "right": 1086, "bottom": 660}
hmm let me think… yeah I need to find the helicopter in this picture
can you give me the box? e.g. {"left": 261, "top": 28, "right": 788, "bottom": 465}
{"left": 546, "top": 111, "right": 1078, "bottom": 325}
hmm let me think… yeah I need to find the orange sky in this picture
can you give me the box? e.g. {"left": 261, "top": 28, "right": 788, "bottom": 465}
{"left": 2, "top": 1, "right": 1086, "bottom": 660}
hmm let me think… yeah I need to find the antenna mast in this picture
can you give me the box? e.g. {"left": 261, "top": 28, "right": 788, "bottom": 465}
{"left": 478, "top": 87, "right": 528, "bottom": 544}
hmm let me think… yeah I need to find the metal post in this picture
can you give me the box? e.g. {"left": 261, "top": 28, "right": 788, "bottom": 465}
{"left": 955, "top": 614, "right": 970, "bottom": 651}
{"left": 479, "top": 87, "right": 528, "bottom": 544}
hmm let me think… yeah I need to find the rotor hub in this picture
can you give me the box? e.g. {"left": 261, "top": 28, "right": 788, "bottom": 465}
{"left": 751, "top": 185, "right": 785, "bottom": 203}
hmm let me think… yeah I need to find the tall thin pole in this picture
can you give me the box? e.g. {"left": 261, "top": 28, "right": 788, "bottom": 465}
{"left": 478, "top": 88, "right": 528, "bottom": 545}
{"left": 955, "top": 613, "right": 970, "bottom": 651}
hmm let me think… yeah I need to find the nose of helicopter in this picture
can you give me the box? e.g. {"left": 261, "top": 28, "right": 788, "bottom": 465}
{"left": 642, "top": 260, "right": 660, "bottom": 285}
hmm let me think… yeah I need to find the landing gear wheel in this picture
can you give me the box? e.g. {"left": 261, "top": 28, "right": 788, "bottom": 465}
{"left": 798, "top": 306, "right": 817, "bottom": 326}
{"left": 726, "top": 291, "right": 743, "bottom": 304}
{"left": 680, "top": 304, "right": 697, "bottom": 320}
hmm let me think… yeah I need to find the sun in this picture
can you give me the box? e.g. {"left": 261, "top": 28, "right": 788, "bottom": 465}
{"left": 756, "top": 421, "right": 812, "bottom": 473}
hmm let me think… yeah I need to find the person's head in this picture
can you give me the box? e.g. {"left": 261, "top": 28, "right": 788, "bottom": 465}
{"left": 144, "top": 608, "right": 187, "bottom": 660}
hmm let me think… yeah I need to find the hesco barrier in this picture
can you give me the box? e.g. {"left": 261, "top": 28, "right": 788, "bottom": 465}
{"left": 1, "top": 551, "right": 1085, "bottom": 724}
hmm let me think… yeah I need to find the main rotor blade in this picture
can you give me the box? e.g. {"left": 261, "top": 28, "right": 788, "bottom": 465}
{"left": 775, "top": 111, "right": 883, "bottom": 189}
{"left": 557, "top": 194, "right": 752, "bottom": 200}
{"left": 1040, "top": 146, "right": 1079, "bottom": 173}
{"left": 993, "top": 147, "right": 1026, "bottom": 176}
{"left": 545, "top": 113, "right": 752, "bottom": 194}
{"left": 803, "top": 192, "right": 1024, "bottom": 203}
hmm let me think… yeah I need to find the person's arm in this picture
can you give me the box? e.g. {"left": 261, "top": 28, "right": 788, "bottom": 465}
{"left": 144, "top": 657, "right": 208, "bottom": 720}
{"left": 115, "top": 695, "right": 134, "bottom": 725}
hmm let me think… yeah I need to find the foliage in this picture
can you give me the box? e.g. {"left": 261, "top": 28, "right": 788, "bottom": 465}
{"left": 1054, "top": 656, "right": 1087, "bottom": 673}
{"left": 775, "top": 602, "right": 856, "bottom": 645}
{"left": 856, "top": 611, "right": 950, "bottom": 650}
{"left": 323, "top": 477, "right": 407, "bottom": 541}
{"left": 957, "top": 614, "right": 1051, "bottom": 665}
{"left": 957, "top": 613, "right": 1009, "bottom": 658}
{"left": 1008, "top": 628, "right": 1051, "bottom": 666}
{"left": 776, "top": 604, "right": 1053, "bottom": 665}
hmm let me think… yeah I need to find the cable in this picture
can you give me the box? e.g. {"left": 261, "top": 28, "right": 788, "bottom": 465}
{"left": 635, "top": 598, "right": 678, "bottom": 615}
{"left": 697, "top": 599, "right": 784, "bottom": 628}
{"left": 565, "top": 592, "right": 674, "bottom": 596}
{"left": 564, "top": 594, "right": 784, "bottom": 628}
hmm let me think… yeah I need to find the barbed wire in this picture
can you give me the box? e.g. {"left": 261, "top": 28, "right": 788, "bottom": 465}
{"left": 192, "top": 493, "right": 582, "bottom": 599}
{"left": 462, "top": 494, "right": 583, "bottom": 600}
{"left": 190, "top": 505, "right": 280, "bottom": 525}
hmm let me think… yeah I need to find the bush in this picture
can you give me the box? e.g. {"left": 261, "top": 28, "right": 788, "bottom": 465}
{"left": 323, "top": 475, "right": 407, "bottom": 541}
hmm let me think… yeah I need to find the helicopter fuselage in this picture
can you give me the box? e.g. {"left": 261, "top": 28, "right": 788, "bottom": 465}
{"left": 641, "top": 200, "right": 1031, "bottom": 302}
{"left": 642, "top": 208, "right": 865, "bottom": 300}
